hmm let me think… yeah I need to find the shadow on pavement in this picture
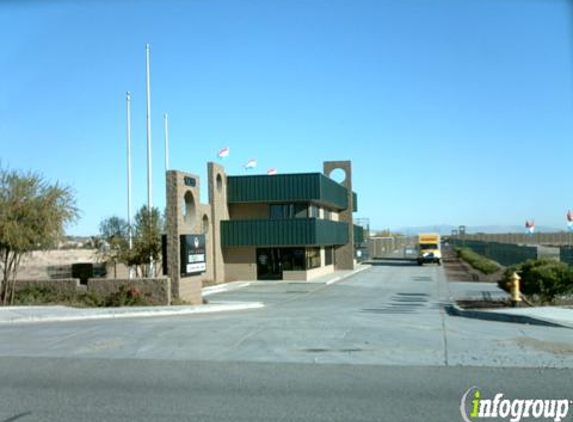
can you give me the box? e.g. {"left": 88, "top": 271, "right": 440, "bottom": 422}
{"left": 364, "top": 259, "right": 419, "bottom": 267}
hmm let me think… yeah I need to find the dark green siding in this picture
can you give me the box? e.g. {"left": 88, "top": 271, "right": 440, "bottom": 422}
{"left": 221, "top": 219, "right": 348, "bottom": 247}
{"left": 227, "top": 173, "right": 348, "bottom": 210}
{"left": 354, "top": 224, "right": 364, "bottom": 244}
{"left": 561, "top": 247, "right": 573, "bottom": 265}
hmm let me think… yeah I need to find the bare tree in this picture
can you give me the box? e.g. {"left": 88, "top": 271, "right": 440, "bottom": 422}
{"left": 0, "top": 167, "right": 79, "bottom": 305}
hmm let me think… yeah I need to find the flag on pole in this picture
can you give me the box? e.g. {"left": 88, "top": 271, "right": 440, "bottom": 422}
{"left": 244, "top": 159, "right": 257, "bottom": 170}
{"left": 567, "top": 211, "right": 573, "bottom": 232}
{"left": 217, "top": 147, "right": 230, "bottom": 160}
{"left": 525, "top": 220, "right": 535, "bottom": 235}
{"left": 267, "top": 168, "right": 277, "bottom": 175}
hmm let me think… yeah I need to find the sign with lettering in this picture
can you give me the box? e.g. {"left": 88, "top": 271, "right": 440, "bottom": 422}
{"left": 180, "top": 234, "right": 206, "bottom": 275}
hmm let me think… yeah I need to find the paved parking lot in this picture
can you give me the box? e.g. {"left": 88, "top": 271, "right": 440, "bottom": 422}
{"left": 0, "top": 261, "right": 572, "bottom": 367}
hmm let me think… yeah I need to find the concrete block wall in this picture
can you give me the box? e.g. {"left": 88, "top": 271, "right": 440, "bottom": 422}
{"left": 324, "top": 161, "right": 355, "bottom": 270}
{"left": 87, "top": 278, "right": 171, "bottom": 306}
{"left": 14, "top": 278, "right": 171, "bottom": 306}
{"left": 208, "top": 162, "right": 230, "bottom": 284}
{"left": 165, "top": 170, "right": 212, "bottom": 305}
{"left": 14, "top": 279, "right": 80, "bottom": 295}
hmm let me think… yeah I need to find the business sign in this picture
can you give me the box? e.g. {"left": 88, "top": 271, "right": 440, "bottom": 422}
{"left": 180, "top": 234, "right": 206, "bottom": 276}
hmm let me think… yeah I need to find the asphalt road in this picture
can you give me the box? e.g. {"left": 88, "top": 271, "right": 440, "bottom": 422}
{"left": 1, "top": 358, "right": 572, "bottom": 422}
{"left": 1, "top": 262, "right": 573, "bottom": 421}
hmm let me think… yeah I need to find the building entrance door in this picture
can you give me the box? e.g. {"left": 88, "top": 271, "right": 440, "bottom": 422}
{"left": 256, "top": 248, "right": 283, "bottom": 280}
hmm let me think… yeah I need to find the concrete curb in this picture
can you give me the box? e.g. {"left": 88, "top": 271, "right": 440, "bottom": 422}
{"left": 326, "top": 265, "right": 371, "bottom": 285}
{"left": 445, "top": 304, "right": 572, "bottom": 329}
{"left": 202, "top": 282, "right": 252, "bottom": 297}
{"left": 0, "top": 302, "right": 265, "bottom": 325}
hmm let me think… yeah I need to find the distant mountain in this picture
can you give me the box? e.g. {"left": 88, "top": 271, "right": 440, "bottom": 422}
{"left": 388, "top": 225, "right": 562, "bottom": 236}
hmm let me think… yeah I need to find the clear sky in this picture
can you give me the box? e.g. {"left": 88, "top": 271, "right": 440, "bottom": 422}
{"left": 1, "top": 0, "right": 572, "bottom": 235}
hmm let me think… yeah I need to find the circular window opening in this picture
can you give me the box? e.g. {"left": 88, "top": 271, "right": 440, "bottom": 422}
{"left": 202, "top": 214, "right": 209, "bottom": 234}
{"left": 216, "top": 174, "right": 223, "bottom": 193}
{"left": 183, "top": 191, "right": 196, "bottom": 223}
{"left": 329, "top": 168, "right": 346, "bottom": 185}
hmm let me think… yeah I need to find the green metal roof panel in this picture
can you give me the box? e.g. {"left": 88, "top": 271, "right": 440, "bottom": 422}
{"left": 227, "top": 173, "right": 348, "bottom": 209}
{"left": 221, "top": 219, "right": 349, "bottom": 247}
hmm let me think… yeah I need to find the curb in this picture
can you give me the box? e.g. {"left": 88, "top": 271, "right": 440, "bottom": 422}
{"left": 326, "top": 265, "right": 370, "bottom": 285}
{"left": 445, "top": 304, "right": 571, "bottom": 329}
{"left": 0, "top": 302, "right": 265, "bottom": 325}
{"left": 202, "top": 282, "right": 252, "bottom": 297}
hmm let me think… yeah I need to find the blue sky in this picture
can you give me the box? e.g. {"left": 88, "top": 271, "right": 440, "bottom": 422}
{"left": 1, "top": 0, "right": 571, "bottom": 235}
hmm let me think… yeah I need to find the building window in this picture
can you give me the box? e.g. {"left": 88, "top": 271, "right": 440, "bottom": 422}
{"left": 292, "top": 248, "right": 306, "bottom": 270}
{"left": 309, "top": 205, "right": 319, "bottom": 218}
{"left": 270, "top": 204, "right": 314, "bottom": 219}
{"left": 270, "top": 204, "right": 285, "bottom": 219}
{"left": 323, "top": 208, "right": 332, "bottom": 220}
{"left": 325, "top": 246, "right": 334, "bottom": 266}
{"left": 294, "top": 204, "right": 308, "bottom": 218}
{"left": 306, "top": 247, "right": 321, "bottom": 269}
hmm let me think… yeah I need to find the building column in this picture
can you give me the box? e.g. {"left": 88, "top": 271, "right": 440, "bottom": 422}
{"left": 323, "top": 161, "right": 355, "bottom": 270}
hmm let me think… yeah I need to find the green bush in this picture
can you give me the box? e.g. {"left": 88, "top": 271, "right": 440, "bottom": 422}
{"left": 499, "top": 259, "right": 573, "bottom": 303}
{"left": 455, "top": 247, "right": 500, "bottom": 275}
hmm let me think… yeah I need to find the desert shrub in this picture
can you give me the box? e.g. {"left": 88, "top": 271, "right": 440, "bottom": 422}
{"left": 455, "top": 247, "right": 500, "bottom": 275}
{"left": 499, "top": 259, "right": 573, "bottom": 303}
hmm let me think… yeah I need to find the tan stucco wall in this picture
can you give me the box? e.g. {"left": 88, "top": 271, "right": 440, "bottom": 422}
{"left": 283, "top": 265, "right": 335, "bottom": 281}
{"left": 229, "top": 203, "right": 269, "bottom": 220}
{"left": 224, "top": 247, "right": 257, "bottom": 281}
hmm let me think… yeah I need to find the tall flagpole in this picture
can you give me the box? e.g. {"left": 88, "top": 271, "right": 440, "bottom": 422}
{"left": 164, "top": 113, "right": 169, "bottom": 171}
{"left": 145, "top": 43, "right": 153, "bottom": 210}
{"left": 126, "top": 91, "right": 134, "bottom": 279}
{"left": 145, "top": 43, "right": 154, "bottom": 276}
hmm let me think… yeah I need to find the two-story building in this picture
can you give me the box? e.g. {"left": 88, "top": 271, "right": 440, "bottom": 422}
{"left": 164, "top": 160, "right": 362, "bottom": 304}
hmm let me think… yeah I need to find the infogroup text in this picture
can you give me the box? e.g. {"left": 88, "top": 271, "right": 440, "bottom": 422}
{"left": 460, "top": 387, "right": 571, "bottom": 422}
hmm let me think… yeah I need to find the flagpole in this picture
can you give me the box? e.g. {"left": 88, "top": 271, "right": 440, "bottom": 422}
{"left": 145, "top": 43, "right": 153, "bottom": 210}
{"left": 164, "top": 113, "right": 169, "bottom": 171}
{"left": 145, "top": 43, "right": 154, "bottom": 276}
{"left": 126, "top": 91, "right": 134, "bottom": 279}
